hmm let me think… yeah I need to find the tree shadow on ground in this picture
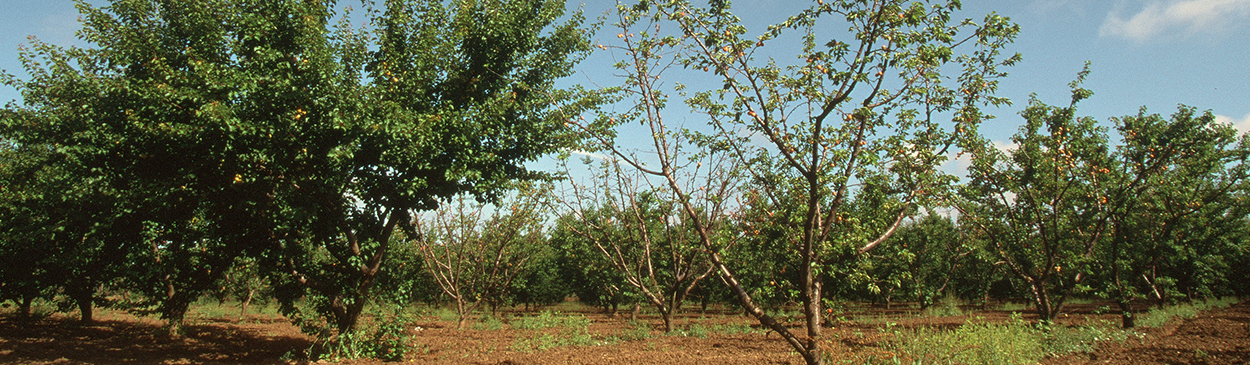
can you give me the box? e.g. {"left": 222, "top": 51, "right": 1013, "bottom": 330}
{"left": 0, "top": 313, "right": 311, "bottom": 364}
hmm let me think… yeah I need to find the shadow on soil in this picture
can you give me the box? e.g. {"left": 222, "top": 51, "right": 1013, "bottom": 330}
{"left": 0, "top": 313, "right": 310, "bottom": 365}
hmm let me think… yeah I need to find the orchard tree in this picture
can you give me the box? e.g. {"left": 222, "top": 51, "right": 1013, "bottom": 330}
{"left": 1, "top": 0, "right": 595, "bottom": 336}
{"left": 560, "top": 156, "right": 732, "bottom": 332}
{"left": 272, "top": 0, "right": 596, "bottom": 335}
{"left": 413, "top": 184, "right": 552, "bottom": 329}
{"left": 958, "top": 73, "right": 1114, "bottom": 322}
{"left": 1100, "top": 106, "right": 1250, "bottom": 327}
{"left": 861, "top": 213, "right": 966, "bottom": 310}
{"left": 549, "top": 212, "right": 636, "bottom": 316}
{"left": 573, "top": 1, "right": 1018, "bottom": 362}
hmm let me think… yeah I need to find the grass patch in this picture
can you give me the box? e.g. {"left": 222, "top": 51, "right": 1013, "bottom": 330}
{"left": 509, "top": 310, "right": 610, "bottom": 352}
{"left": 886, "top": 314, "right": 1135, "bottom": 365}
{"left": 511, "top": 328, "right": 607, "bottom": 352}
{"left": 511, "top": 310, "right": 590, "bottom": 330}
{"left": 667, "top": 319, "right": 760, "bottom": 338}
{"left": 613, "top": 320, "right": 653, "bottom": 341}
{"left": 1137, "top": 296, "right": 1239, "bottom": 328}
{"left": 922, "top": 295, "right": 965, "bottom": 318}
{"left": 430, "top": 307, "right": 458, "bottom": 322}
{"left": 473, "top": 314, "right": 505, "bottom": 331}
{"left": 997, "top": 302, "right": 1028, "bottom": 312}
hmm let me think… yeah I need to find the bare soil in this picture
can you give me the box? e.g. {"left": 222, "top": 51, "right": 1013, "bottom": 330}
{"left": 1, "top": 300, "right": 1247, "bottom": 364}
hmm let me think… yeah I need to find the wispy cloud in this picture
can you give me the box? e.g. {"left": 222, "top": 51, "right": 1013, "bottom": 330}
{"left": 1215, "top": 113, "right": 1250, "bottom": 135}
{"left": 568, "top": 149, "right": 611, "bottom": 161}
{"left": 941, "top": 140, "right": 1017, "bottom": 178}
{"left": 1100, "top": 0, "right": 1250, "bottom": 42}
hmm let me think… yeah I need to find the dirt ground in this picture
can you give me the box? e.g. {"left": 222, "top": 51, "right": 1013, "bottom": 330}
{"left": 1, "top": 300, "right": 1247, "bottom": 365}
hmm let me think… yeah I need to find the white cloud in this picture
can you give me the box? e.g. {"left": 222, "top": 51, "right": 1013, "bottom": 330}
{"left": 941, "top": 140, "right": 1017, "bottom": 178}
{"left": 1100, "top": 0, "right": 1250, "bottom": 42}
{"left": 1215, "top": 113, "right": 1250, "bottom": 135}
{"left": 568, "top": 149, "right": 610, "bottom": 161}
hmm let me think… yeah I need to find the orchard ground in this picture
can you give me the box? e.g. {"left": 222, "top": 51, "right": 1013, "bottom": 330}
{"left": 1, "top": 299, "right": 1247, "bottom": 364}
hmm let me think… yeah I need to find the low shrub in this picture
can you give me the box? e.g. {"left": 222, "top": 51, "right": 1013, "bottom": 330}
{"left": 317, "top": 315, "right": 414, "bottom": 362}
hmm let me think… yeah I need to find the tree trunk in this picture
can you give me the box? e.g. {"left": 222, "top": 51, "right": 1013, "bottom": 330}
{"left": 1031, "top": 284, "right": 1054, "bottom": 322}
{"left": 1118, "top": 299, "right": 1136, "bottom": 329}
{"left": 17, "top": 296, "right": 33, "bottom": 319}
{"left": 238, "top": 288, "right": 255, "bottom": 320}
{"left": 164, "top": 302, "right": 189, "bottom": 336}
{"left": 455, "top": 299, "right": 469, "bottom": 330}
{"left": 77, "top": 297, "right": 94, "bottom": 324}
{"left": 660, "top": 310, "right": 674, "bottom": 333}
{"left": 67, "top": 279, "right": 96, "bottom": 324}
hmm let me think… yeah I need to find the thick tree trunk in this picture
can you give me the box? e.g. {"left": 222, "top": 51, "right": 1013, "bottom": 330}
{"left": 1118, "top": 299, "right": 1136, "bottom": 329}
{"left": 164, "top": 302, "right": 189, "bottom": 336}
{"left": 77, "top": 298, "right": 94, "bottom": 324}
{"left": 1031, "top": 284, "right": 1055, "bottom": 322}
{"left": 18, "top": 296, "right": 33, "bottom": 319}
{"left": 67, "top": 279, "right": 96, "bottom": 324}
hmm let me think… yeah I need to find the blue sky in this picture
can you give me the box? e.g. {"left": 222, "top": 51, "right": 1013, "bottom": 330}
{"left": 2, "top": 0, "right": 1248, "bottom": 153}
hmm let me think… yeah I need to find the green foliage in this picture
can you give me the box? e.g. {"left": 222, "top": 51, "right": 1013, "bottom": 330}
{"left": 316, "top": 315, "right": 414, "bottom": 362}
{"left": 510, "top": 328, "right": 603, "bottom": 352}
{"left": 473, "top": 314, "right": 506, "bottom": 331}
{"left": 959, "top": 69, "right": 1118, "bottom": 321}
{"left": 511, "top": 311, "right": 591, "bottom": 330}
{"left": 1137, "top": 297, "right": 1238, "bottom": 328}
{"left": 889, "top": 314, "right": 1132, "bottom": 365}
{"left": 509, "top": 312, "right": 606, "bottom": 352}
{"left": 431, "top": 307, "right": 458, "bottom": 322}
{"left": 584, "top": 0, "right": 1022, "bottom": 358}
{"left": 669, "top": 321, "right": 760, "bottom": 339}
{"left": 1, "top": 0, "right": 595, "bottom": 336}
{"left": 614, "top": 320, "right": 654, "bottom": 341}
{"left": 921, "top": 295, "right": 965, "bottom": 318}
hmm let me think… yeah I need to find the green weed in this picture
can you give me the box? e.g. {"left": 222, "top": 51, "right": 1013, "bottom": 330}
{"left": 613, "top": 320, "right": 653, "bottom": 341}
{"left": 922, "top": 295, "right": 965, "bottom": 318}
{"left": 511, "top": 310, "right": 590, "bottom": 330}
{"left": 1137, "top": 296, "right": 1238, "bottom": 328}
{"left": 473, "top": 314, "right": 504, "bottom": 331}
{"left": 431, "top": 307, "right": 458, "bottom": 322}
{"left": 511, "top": 328, "right": 603, "bottom": 352}
{"left": 886, "top": 313, "right": 1135, "bottom": 365}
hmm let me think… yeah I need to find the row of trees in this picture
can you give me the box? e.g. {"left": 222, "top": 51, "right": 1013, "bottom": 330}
{"left": 3, "top": 1, "right": 1248, "bottom": 364}
{"left": 0, "top": 0, "right": 597, "bottom": 335}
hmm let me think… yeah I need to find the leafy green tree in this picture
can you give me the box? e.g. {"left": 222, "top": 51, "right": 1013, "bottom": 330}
{"left": 958, "top": 71, "right": 1114, "bottom": 322}
{"left": 2, "top": 0, "right": 594, "bottom": 337}
{"left": 271, "top": 0, "right": 595, "bottom": 335}
{"left": 549, "top": 212, "right": 635, "bottom": 316}
{"left": 1099, "top": 106, "right": 1250, "bottom": 327}
{"left": 860, "top": 213, "right": 967, "bottom": 310}
{"left": 574, "top": 1, "right": 1018, "bottom": 362}
{"left": 509, "top": 241, "right": 569, "bottom": 311}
